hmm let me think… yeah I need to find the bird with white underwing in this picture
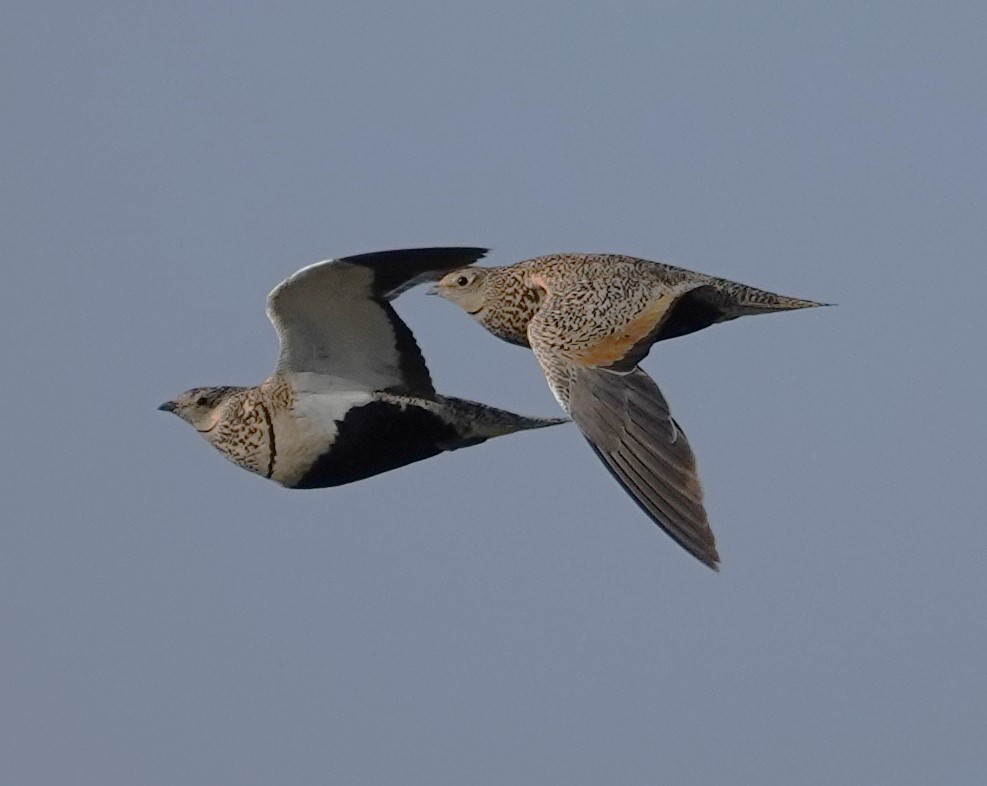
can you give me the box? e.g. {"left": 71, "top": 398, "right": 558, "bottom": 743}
{"left": 160, "top": 248, "right": 566, "bottom": 488}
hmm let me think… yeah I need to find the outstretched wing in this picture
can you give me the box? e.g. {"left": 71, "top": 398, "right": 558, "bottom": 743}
{"left": 527, "top": 293, "right": 718, "bottom": 569}
{"left": 267, "top": 247, "right": 487, "bottom": 396}
{"left": 567, "top": 366, "right": 718, "bottom": 569}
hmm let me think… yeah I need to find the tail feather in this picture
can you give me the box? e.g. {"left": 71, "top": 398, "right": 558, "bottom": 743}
{"left": 653, "top": 281, "right": 831, "bottom": 343}
{"left": 438, "top": 395, "right": 569, "bottom": 440}
{"left": 722, "top": 281, "right": 832, "bottom": 316}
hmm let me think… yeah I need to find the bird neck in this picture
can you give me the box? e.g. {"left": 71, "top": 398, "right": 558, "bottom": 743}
{"left": 205, "top": 388, "right": 278, "bottom": 479}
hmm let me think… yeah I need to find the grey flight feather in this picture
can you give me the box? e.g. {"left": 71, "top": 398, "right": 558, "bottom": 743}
{"left": 568, "top": 366, "right": 719, "bottom": 570}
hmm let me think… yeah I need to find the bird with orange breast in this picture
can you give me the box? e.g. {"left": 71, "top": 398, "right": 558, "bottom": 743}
{"left": 431, "top": 252, "right": 829, "bottom": 570}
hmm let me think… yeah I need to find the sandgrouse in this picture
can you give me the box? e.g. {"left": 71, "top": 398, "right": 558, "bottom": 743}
{"left": 430, "top": 252, "right": 828, "bottom": 569}
{"left": 160, "top": 248, "right": 566, "bottom": 488}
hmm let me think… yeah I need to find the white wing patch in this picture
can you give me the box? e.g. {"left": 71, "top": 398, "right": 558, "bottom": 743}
{"left": 267, "top": 260, "right": 408, "bottom": 391}
{"left": 268, "top": 389, "right": 375, "bottom": 486}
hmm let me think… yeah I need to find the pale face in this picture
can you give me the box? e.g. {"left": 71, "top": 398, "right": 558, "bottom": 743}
{"left": 430, "top": 268, "right": 490, "bottom": 317}
{"left": 158, "top": 386, "right": 239, "bottom": 433}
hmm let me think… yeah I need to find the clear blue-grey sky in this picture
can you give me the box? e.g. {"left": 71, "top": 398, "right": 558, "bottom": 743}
{"left": 2, "top": 2, "right": 985, "bottom": 784}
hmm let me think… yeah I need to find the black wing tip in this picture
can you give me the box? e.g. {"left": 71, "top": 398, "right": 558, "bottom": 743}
{"left": 341, "top": 247, "right": 489, "bottom": 267}
{"left": 341, "top": 247, "right": 491, "bottom": 298}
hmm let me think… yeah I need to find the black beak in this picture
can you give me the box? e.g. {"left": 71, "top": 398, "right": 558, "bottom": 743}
{"left": 158, "top": 401, "right": 177, "bottom": 413}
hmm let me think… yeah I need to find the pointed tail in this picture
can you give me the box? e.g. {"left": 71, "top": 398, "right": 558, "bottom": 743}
{"left": 719, "top": 281, "right": 832, "bottom": 317}
{"left": 439, "top": 396, "right": 569, "bottom": 441}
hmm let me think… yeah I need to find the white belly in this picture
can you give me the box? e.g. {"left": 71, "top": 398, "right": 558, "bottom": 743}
{"left": 269, "top": 390, "right": 376, "bottom": 486}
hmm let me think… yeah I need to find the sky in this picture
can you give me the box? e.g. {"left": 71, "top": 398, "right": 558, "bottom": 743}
{"left": 2, "top": 2, "right": 986, "bottom": 784}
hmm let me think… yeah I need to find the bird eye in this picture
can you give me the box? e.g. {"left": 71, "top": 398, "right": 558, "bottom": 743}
{"left": 456, "top": 275, "right": 469, "bottom": 286}
{"left": 195, "top": 396, "right": 209, "bottom": 406}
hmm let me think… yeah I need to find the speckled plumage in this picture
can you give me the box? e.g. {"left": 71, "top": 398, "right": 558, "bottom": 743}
{"left": 432, "top": 252, "right": 828, "bottom": 569}
{"left": 160, "top": 248, "right": 566, "bottom": 489}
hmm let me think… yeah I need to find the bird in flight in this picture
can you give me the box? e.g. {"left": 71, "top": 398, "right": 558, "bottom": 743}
{"left": 160, "top": 248, "right": 566, "bottom": 488}
{"left": 431, "top": 252, "right": 828, "bottom": 569}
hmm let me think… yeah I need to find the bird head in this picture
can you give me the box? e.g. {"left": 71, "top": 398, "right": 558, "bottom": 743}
{"left": 428, "top": 267, "right": 492, "bottom": 317}
{"left": 158, "top": 386, "right": 241, "bottom": 433}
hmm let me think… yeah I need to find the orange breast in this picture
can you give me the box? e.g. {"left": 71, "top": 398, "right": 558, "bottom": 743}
{"left": 570, "top": 296, "right": 672, "bottom": 368}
